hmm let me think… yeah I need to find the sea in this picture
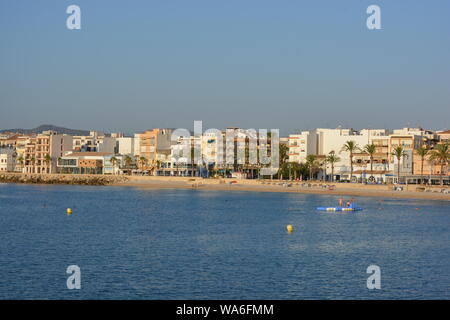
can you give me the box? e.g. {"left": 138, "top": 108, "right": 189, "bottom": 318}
{"left": 0, "top": 183, "right": 448, "bottom": 299}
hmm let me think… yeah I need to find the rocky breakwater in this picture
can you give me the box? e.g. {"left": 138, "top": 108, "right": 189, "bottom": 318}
{"left": 0, "top": 173, "right": 128, "bottom": 186}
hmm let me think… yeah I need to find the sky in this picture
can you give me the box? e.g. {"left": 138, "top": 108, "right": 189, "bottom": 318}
{"left": 1, "top": 0, "right": 449, "bottom": 135}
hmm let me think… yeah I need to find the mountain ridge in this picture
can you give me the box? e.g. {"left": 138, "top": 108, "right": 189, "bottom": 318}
{"left": 0, "top": 124, "right": 91, "bottom": 136}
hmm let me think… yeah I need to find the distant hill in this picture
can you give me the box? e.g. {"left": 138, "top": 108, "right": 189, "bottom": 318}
{"left": 0, "top": 124, "right": 90, "bottom": 136}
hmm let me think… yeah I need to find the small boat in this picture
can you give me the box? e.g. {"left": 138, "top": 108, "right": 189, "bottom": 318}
{"left": 316, "top": 206, "right": 363, "bottom": 212}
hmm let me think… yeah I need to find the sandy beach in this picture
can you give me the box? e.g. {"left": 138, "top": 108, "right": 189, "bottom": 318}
{"left": 114, "top": 176, "right": 450, "bottom": 201}
{"left": 1, "top": 172, "right": 449, "bottom": 201}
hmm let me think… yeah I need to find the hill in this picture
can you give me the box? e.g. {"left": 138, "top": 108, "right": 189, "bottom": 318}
{"left": 0, "top": 124, "right": 90, "bottom": 136}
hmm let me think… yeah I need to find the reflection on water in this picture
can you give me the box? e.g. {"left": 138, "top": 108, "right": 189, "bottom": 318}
{"left": 0, "top": 183, "right": 448, "bottom": 299}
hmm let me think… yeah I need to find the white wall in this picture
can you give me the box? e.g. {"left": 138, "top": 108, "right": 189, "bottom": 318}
{"left": 117, "top": 137, "right": 134, "bottom": 155}
{"left": 0, "top": 149, "right": 15, "bottom": 172}
{"left": 97, "top": 137, "right": 117, "bottom": 153}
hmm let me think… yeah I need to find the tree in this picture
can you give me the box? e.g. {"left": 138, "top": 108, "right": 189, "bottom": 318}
{"left": 320, "top": 158, "right": 328, "bottom": 181}
{"left": 110, "top": 156, "right": 118, "bottom": 175}
{"left": 44, "top": 154, "right": 52, "bottom": 165}
{"left": 17, "top": 155, "right": 24, "bottom": 171}
{"left": 363, "top": 144, "right": 377, "bottom": 178}
{"left": 415, "top": 146, "right": 429, "bottom": 184}
{"left": 123, "top": 155, "right": 133, "bottom": 169}
{"left": 341, "top": 141, "right": 359, "bottom": 182}
{"left": 278, "top": 162, "right": 305, "bottom": 180}
{"left": 279, "top": 144, "right": 289, "bottom": 165}
{"left": 277, "top": 144, "right": 289, "bottom": 179}
{"left": 305, "top": 154, "right": 318, "bottom": 181}
{"left": 326, "top": 151, "right": 340, "bottom": 182}
{"left": 428, "top": 143, "right": 450, "bottom": 186}
{"left": 43, "top": 154, "right": 52, "bottom": 174}
{"left": 391, "top": 146, "right": 408, "bottom": 184}
{"left": 190, "top": 140, "right": 197, "bottom": 177}
{"left": 139, "top": 156, "right": 147, "bottom": 172}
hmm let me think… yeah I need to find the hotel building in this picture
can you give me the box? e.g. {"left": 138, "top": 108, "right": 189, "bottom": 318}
{"left": 0, "top": 148, "right": 15, "bottom": 172}
{"left": 24, "top": 131, "right": 73, "bottom": 174}
{"left": 134, "top": 129, "right": 172, "bottom": 167}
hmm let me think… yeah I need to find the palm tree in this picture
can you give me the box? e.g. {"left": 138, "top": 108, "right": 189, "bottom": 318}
{"left": 155, "top": 160, "right": 162, "bottom": 176}
{"left": 43, "top": 154, "right": 52, "bottom": 174}
{"left": 415, "top": 146, "right": 429, "bottom": 184}
{"left": 428, "top": 143, "right": 450, "bottom": 186}
{"left": 57, "top": 157, "right": 62, "bottom": 174}
{"left": 305, "top": 154, "right": 318, "bottom": 181}
{"left": 123, "top": 155, "right": 133, "bottom": 169}
{"left": 391, "top": 146, "right": 408, "bottom": 184}
{"left": 363, "top": 144, "right": 376, "bottom": 175}
{"left": 17, "top": 155, "right": 24, "bottom": 172}
{"left": 277, "top": 144, "right": 289, "bottom": 180}
{"left": 139, "top": 156, "right": 147, "bottom": 172}
{"left": 110, "top": 156, "right": 118, "bottom": 174}
{"left": 341, "top": 141, "right": 360, "bottom": 182}
{"left": 326, "top": 151, "right": 340, "bottom": 182}
{"left": 320, "top": 158, "right": 328, "bottom": 181}
{"left": 44, "top": 154, "right": 52, "bottom": 165}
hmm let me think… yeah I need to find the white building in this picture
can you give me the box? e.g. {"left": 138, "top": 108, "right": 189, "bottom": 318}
{"left": 97, "top": 137, "right": 117, "bottom": 153}
{"left": 133, "top": 134, "right": 141, "bottom": 156}
{"left": 73, "top": 131, "right": 117, "bottom": 154}
{"left": 288, "top": 128, "right": 391, "bottom": 181}
{"left": 392, "top": 127, "right": 437, "bottom": 141}
{"left": 0, "top": 148, "right": 15, "bottom": 172}
{"left": 288, "top": 130, "right": 317, "bottom": 163}
{"left": 116, "top": 137, "right": 135, "bottom": 155}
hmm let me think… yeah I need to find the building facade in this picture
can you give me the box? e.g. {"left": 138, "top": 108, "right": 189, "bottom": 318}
{"left": 24, "top": 131, "right": 73, "bottom": 174}
{"left": 0, "top": 148, "right": 15, "bottom": 172}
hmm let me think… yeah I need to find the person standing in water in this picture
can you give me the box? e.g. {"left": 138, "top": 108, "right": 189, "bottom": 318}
{"left": 338, "top": 198, "right": 343, "bottom": 207}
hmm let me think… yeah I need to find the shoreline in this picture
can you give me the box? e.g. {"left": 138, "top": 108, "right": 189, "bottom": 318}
{"left": 1, "top": 173, "right": 449, "bottom": 201}
{"left": 115, "top": 177, "right": 450, "bottom": 201}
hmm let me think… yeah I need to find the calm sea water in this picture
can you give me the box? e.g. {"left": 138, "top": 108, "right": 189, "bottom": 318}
{"left": 0, "top": 183, "right": 449, "bottom": 299}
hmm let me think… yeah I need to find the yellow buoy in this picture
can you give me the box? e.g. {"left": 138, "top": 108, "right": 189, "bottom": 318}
{"left": 286, "top": 224, "right": 294, "bottom": 233}
{"left": 66, "top": 208, "right": 72, "bottom": 215}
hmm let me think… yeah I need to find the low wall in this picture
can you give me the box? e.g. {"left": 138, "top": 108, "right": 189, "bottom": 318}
{"left": 0, "top": 173, "right": 128, "bottom": 186}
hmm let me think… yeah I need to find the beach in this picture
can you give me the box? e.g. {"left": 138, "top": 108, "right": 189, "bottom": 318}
{"left": 115, "top": 176, "right": 450, "bottom": 201}
{"left": 1, "top": 172, "right": 449, "bottom": 201}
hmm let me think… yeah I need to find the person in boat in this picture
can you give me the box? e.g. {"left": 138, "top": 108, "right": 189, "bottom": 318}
{"left": 338, "top": 198, "right": 343, "bottom": 207}
{"left": 348, "top": 198, "right": 355, "bottom": 208}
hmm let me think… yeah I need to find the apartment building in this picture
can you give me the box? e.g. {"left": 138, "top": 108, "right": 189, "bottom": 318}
{"left": 0, "top": 148, "right": 15, "bottom": 172}
{"left": 388, "top": 133, "right": 424, "bottom": 178}
{"left": 392, "top": 127, "right": 437, "bottom": 142}
{"left": 24, "top": 131, "right": 73, "bottom": 174}
{"left": 288, "top": 130, "right": 317, "bottom": 164}
{"left": 0, "top": 134, "right": 20, "bottom": 148}
{"left": 116, "top": 137, "right": 135, "bottom": 155}
{"left": 73, "top": 131, "right": 117, "bottom": 153}
{"left": 437, "top": 130, "right": 450, "bottom": 143}
{"left": 135, "top": 129, "right": 172, "bottom": 166}
{"left": 161, "top": 135, "right": 201, "bottom": 176}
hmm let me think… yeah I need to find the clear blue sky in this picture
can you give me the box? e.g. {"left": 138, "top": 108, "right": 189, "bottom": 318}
{"left": 1, "top": 0, "right": 449, "bottom": 135}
